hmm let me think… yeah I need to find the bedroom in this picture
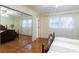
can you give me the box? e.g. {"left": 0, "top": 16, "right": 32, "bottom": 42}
{"left": 0, "top": 5, "right": 79, "bottom": 53}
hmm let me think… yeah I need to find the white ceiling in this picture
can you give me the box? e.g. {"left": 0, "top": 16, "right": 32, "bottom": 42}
{"left": 27, "top": 5, "right": 79, "bottom": 15}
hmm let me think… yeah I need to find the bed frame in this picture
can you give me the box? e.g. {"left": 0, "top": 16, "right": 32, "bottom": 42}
{"left": 42, "top": 32, "right": 55, "bottom": 53}
{"left": 0, "top": 25, "right": 18, "bottom": 44}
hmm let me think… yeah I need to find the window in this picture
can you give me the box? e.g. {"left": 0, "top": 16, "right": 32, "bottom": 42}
{"left": 49, "top": 17, "right": 59, "bottom": 28}
{"left": 49, "top": 16, "right": 73, "bottom": 29}
{"left": 22, "top": 19, "right": 32, "bottom": 28}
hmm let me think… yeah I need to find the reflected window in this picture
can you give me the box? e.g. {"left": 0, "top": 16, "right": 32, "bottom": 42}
{"left": 22, "top": 19, "right": 32, "bottom": 28}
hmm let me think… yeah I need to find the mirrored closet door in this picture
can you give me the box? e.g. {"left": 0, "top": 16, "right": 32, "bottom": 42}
{"left": 0, "top": 6, "right": 33, "bottom": 45}
{"left": 0, "top": 6, "right": 22, "bottom": 33}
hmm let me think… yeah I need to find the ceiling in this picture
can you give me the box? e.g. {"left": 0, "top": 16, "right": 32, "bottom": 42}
{"left": 27, "top": 5, "right": 79, "bottom": 15}
{"left": 1, "top": 6, "right": 31, "bottom": 17}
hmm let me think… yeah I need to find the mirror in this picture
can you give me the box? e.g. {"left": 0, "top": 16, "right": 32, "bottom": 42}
{"left": 0, "top": 6, "right": 33, "bottom": 47}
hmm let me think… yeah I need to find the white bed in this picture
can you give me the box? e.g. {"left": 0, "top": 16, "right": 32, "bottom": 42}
{"left": 48, "top": 37, "right": 79, "bottom": 53}
{"left": 0, "top": 30, "right": 5, "bottom": 33}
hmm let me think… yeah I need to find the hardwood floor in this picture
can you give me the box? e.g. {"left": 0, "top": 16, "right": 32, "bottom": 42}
{"left": 0, "top": 35, "right": 32, "bottom": 53}
{"left": 32, "top": 38, "right": 48, "bottom": 53}
{"left": 0, "top": 35, "right": 48, "bottom": 53}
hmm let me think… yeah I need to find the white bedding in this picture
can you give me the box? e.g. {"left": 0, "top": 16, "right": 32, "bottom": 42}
{"left": 0, "top": 30, "right": 5, "bottom": 34}
{"left": 48, "top": 37, "right": 79, "bottom": 53}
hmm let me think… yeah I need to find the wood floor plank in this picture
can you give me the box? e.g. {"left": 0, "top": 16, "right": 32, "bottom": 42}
{"left": 0, "top": 35, "right": 48, "bottom": 53}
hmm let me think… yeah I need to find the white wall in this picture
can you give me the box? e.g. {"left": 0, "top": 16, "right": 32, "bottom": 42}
{"left": 0, "top": 6, "right": 1, "bottom": 24}
{"left": 1, "top": 15, "right": 21, "bottom": 31}
{"left": 39, "top": 12, "right": 79, "bottom": 39}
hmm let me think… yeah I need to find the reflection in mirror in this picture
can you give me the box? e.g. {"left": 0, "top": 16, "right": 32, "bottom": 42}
{"left": 1, "top": 7, "right": 22, "bottom": 32}
{"left": 0, "top": 6, "right": 32, "bottom": 52}
{"left": 22, "top": 14, "right": 32, "bottom": 36}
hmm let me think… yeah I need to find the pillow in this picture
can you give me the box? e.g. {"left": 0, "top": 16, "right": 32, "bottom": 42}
{"left": 0, "top": 25, "right": 7, "bottom": 30}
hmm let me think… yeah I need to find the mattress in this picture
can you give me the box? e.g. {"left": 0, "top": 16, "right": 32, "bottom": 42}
{"left": 0, "top": 30, "right": 5, "bottom": 34}
{"left": 48, "top": 37, "right": 79, "bottom": 53}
